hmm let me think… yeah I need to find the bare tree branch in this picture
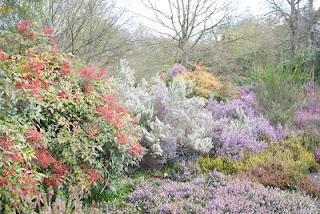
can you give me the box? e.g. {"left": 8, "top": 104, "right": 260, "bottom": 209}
{"left": 141, "top": 0, "right": 232, "bottom": 66}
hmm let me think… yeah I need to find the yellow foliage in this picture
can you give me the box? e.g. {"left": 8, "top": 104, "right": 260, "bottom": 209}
{"left": 199, "top": 136, "right": 320, "bottom": 175}
{"left": 176, "top": 71, "right": 225, "bottom": 99}
{"left": 199, "top": 156, "right": 238, "bottom": 174}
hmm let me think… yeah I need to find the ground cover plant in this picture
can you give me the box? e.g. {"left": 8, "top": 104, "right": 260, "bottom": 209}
{"left": 107, "top": 172, "right": 319, "bottom": 214}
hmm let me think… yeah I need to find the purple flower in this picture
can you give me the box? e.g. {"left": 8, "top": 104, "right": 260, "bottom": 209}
{"left": 218, "top": 129, "right": 266, "bottom": 161}
{"left": 206, "top": 86, "right": 285, "bottom": 160}
{"left": 120, "top": 173, "right": 318, "bottom": 213}
{"left": 161, "top": 136, "right": 177, "bottom": 161}
{"left": 166, "top": 64, "right": 187, "bottom": 77}
{"left": 294, "top": 95, "right": 320, "bottom": 139}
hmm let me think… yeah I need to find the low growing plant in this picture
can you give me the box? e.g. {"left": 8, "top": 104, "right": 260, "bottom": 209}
{"left": 109, "top": 172, "right": 319, "bottom": 213}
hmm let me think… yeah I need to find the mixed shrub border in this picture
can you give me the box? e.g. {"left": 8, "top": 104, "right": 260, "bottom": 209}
{"left": 0, "top": 20, "right": 320, "bottom": 213}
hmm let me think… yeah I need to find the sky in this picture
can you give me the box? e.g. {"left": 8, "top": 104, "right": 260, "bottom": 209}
{"left": 117, "top": 0, "right": 269, "bottom": 19}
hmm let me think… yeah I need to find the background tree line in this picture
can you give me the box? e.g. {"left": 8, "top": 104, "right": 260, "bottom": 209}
{"left": 1, "top": 0, "right": 320, "bottom": 82}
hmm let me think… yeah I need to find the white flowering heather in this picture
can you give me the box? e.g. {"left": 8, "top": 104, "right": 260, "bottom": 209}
{"left": 187, "top": 127, "right": 213, "bottom": 153}
{"left": 142, "top": 117, "right": 172, "bottom": 156}
{"left": 115, "top": 59, "right": 154, "bottom": 121}
{"left": 150, "top": 79, "right": 213, "bottom": 157}
{"left": 115, "top": 63, "right": 214, "bottom": 160}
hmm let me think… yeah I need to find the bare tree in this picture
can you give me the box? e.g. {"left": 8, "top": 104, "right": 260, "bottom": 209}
{"left": 305, "top": 0, "right": 320, "bottom": 51}
{"left": 141, "top": 0, "right": 232, "bottom": 66}
{"left": 265, "top": 0, "right": 304, "bottom": 54}
{"left": 41, "top": 0, "right": 132, "bottom": 65}
{"left": 265, "top": 0, "right": 320, "bottom": 54}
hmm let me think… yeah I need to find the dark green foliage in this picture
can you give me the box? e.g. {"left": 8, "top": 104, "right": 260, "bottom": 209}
{"left": 83, "top": 179, "right": 134, "bottom": 204}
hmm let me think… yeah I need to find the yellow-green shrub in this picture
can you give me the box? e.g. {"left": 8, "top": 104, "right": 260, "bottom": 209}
{"left": 176, "top": 71, "right": 226, "bottom": 99}
{"left": 199, "top": 156, "right": 238, "bottom": 174}
{"left": 199, "top": 136, "right": 320, "bottom": 175}
{"left": 237, "top": 139, "right": 319, "bottom": 173}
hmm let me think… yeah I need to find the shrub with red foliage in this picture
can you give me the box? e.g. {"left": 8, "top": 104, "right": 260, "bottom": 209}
{"left": 96, "top": 105, "right": 124, "bottom": 127}
{"left": 35, "top": 148, "right": 56, "bottom": 169}
{"left": 26, "top": 128, "right": 44, "bottom": 146}
{"left": 0, "top": 21, "right": 143, "bottom": 211}
{"left": 16, "top": 79, "right": 42, "bottom": 97}
{"left": 0, "top": 48, "right": 8, "bottom": 61}
{"left": 129, "top": 143, "right": 143, "bottom": 158}
{"left": 44, "top": 173, "right": 64, "bottom": 188}
{"left": 104, "top": 94, "right": 119, "bottom": 103}
{"left": 60, "top": 60, "right": 72, "bottom": 76}
{"left": 78, "top": 66, "right": 107, "bottom": 93}
{"left": 17, "top": 20, "right": 34, "bottom": 37}
{"left": 52, "top": 161, "right": 68, "bottom": 176}
{"left": 117, "top": 130, "right": 128, "bottom": 145}
{"left": 43, "top": 26, "right": 54, "bottom": 35}
{"left": 57, "top": 89, "right": 68, "bottom": 99}
{"left": 0, "top": 137, "right": 23, "bottom": 163}
{"left": 87, "top": 123, "right": 100, "bottom": 137}
{"left": 43, "top": 161, "right": 68, "bottom": 188}
{"left": 297, "top": 176, "right": 320, "bottom": 197}
{"left": 0, "top": 135, "right": 41, "bottom": 202}
{"left": 20, "top": 172, "right": 39, "bottom": 197}
{"left": 10, "top": 150, "right": 23, "bottom": 163}
{"left": 78, "top": 66, "right": 106, "bottom": 82}
{"left": 88, "top": 169, "right": 100, "bottom": 183}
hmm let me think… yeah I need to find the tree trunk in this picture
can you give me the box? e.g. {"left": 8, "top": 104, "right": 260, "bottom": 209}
{"left": 289, "top": 0, "right": 299, "bottom": 55}
{"left": 179, "top": 40, "right": 189, "bottom": 67}
{"left": 308, "top": 0, "right": 315, "bottom": 51}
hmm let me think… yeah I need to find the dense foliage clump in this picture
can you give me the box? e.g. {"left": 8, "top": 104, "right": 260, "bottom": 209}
{"left": 0, "top": 22, "right": 142, "bottom": 212}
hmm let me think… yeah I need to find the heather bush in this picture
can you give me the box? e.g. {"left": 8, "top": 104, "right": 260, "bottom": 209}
{"left": 296, "top": 175, "right": 320, "bottom": 198}
{"left": 200, "top": 136, "right": 319, "bottom": 175}
{"left": 116, "top": 64, "right": 214, "bottom": 163}
{"left": 110, "top": 172, "right": 318, "bottom": 213}
{"left": 199, "top": 136, "right": 320, "bottom": 195}
{"left": 0, "top": 22, "right": 142, "bottom": 212}
{"left": 116, "top": 63, "right": 288, "bottom": 164}
{"left": 294, "top": 88, "right": 320, "bottom": 140}
{"left": 233, "top": 137, "right": 319, "bottom": 194}
{"left": 164, "top": 64, "right": 236, "bottom": 100}
{"left": 199, "top": 156, "right": 238, "bottom": 174}
{"left": 206, "top": 85, "right": 288, "bottom": 160}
